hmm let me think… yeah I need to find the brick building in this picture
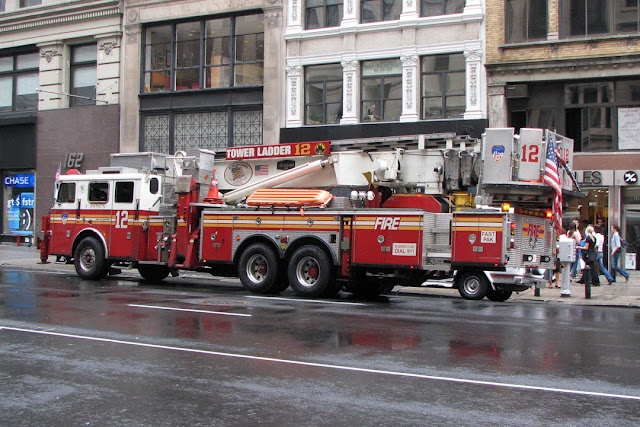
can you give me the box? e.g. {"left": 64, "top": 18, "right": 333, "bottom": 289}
{"left": 486, "top": 0, "right": 640, "bottom": 268}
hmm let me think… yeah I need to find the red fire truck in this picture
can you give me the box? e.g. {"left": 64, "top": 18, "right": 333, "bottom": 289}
{"left": 40, "top": 128, "right": 576, "bottom": 301}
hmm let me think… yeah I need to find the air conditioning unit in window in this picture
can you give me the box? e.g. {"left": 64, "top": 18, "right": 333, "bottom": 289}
{"left": 506, "top": 84, "right": 528, "bottom": 98}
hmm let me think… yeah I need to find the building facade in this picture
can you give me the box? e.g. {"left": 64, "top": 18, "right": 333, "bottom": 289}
{"left": 486, "top": 0, "right": 640, "bottom": 268}
{"left": 120, "top": 0, "right": 285, "bottom": 155}
{"left": 0, "top": 0, "right": 122, "bottom": 243}
{"left": 281, "top": 0, "right": 488, "bottom": 143}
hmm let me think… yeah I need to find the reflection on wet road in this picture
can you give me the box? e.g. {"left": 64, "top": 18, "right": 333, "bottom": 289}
{"left": 1, "top": 268, "right": 640, "bottom": 425}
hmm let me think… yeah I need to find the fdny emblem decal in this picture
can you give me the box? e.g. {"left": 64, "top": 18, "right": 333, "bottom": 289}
{"left": 61, "top": 212, "right": 68, "bottom": 225}
{"left": 491, "top": 145, "right": 506, "bottom": 162}
{"left": 224, "top": 162, "right": 253, "bottom": 186}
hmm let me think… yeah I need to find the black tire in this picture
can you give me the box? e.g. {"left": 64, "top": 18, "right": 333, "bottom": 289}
{"left": 344, "top": 280, "right": 393, "bottom": 298}
{"left": 457, "top": 271, "right": 489, "bottom": 300}
{"left": 74, "top": 237, "right": 107, "bottom": 280}
{"left": 288, "top": 245, "right": 334, "bottom": 298}
{"left": 138, "top": 265, "right": 170, "bottom": 282}
{"left": 238, "top": 243, "right": 281, "bottom": 294}
{"left": 486, "top": 289, "right": 513, "bottom": 302}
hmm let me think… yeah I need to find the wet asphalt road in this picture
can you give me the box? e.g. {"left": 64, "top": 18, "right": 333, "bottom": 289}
{"left": 1, "top": 268, "right": 640, "bottom": 426}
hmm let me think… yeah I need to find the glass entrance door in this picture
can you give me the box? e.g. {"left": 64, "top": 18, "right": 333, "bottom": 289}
{"left": 623, "top": 207, "right": 640, "bottom": 271}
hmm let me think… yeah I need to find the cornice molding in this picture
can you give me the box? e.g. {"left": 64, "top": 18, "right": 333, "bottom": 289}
{"left": 486, "top": 54, "right": 640, "bottom": 77}
{"left": 0, "top": 3, "right": 121, "bottom": 35}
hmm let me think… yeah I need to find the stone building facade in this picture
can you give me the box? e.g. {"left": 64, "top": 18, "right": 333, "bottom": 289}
{"left": 0, "top": 0, "right": 122, "bottom": 242}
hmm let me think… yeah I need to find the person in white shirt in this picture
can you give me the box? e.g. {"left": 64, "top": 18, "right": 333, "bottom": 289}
{"left": 610, "top": 224, "right": 630, "bottom": 283}
{"left": 595, "top": 225, "right": 614, "bottom": 284}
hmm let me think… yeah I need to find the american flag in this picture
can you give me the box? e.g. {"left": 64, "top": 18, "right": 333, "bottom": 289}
{"left": 255, "top": 164, "right": 269, "bottom": 176}
{"left": 544, "top": 134, "right": 563, "bottom": 233}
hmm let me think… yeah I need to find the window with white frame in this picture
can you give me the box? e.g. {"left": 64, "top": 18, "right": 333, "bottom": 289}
{"left": 361, "top": 0, "right": 401, "bottom": 23}
{"left": 421, "top": 0, "right": 465, "bottom": 17}
{"left": 421, "top": 53, "right": 465, "bottom": 120}
{"left": 361, "top": 59, "right": 402, "bottom": 122}
{"left": 305, "top": 64, "right": 343, "bottom": 125}
{"left": 306, "top": 0, "right": 343, "bottom": 29}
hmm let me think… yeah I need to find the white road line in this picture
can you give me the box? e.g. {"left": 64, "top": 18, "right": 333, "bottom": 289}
{"left": 1, "top": 325, "right": 639, "bottom": 401}
{"left": 128, "top": 304, "right": 251, "bottom": 317}
{"left": 245, "top": 295, "right": 365, "bottom": 306}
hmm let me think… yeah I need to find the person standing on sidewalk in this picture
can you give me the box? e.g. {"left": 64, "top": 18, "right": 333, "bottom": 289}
{"left": 610, "top": 224, "right": 630, "bottom": 283}
{"left": 578, "top": 226, "right": 599, "bottom": 287}
{"left": 595, "top": 225, "right": 614, "bottom": 285}
{"left": 567, "top": 221, "right": 582, "bottom": 280}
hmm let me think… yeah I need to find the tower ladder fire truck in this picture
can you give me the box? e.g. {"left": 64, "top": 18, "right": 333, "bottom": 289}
{"left": 40, "top": 128, "right": 576, "bottom": 301}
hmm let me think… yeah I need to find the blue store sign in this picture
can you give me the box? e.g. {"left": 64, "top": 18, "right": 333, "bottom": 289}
{"left": 4, "top": 173, "right": 35, "bottom": 188}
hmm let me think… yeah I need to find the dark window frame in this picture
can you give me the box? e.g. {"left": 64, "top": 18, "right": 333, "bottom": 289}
{"left": 141, "top": 13, "right": 264, "bottom": 94}
{"left": 56, "top": 182, "right": 76, "bottom": 204}
{"left": 20, "top": 0, "right": 41, "bottom": 7}
{"left": 420, "top": 53, "right": 466, "bottom": 120}
{"left": 70, "top": 44, "right": 97, "bottom": 107}
{"left": 88, "top": 182, "right": 109, "bottom": 203}
{"left": 560, "top": 0, "right": 640, "bottom": 38}
{"left": 505, "top": 0, "right": 548, "bottom": 43}
{"left": 305, "top": 0, "right": 344, "bottom": 29}
{"left": 115, "top": 181, "right": 135, "bottom": 204}
{"left": 360, "top": 59, "right": 402, "bottom": 122}
{"left": 140, "top": 106, "right": 263, "bottom": 153}
{"left": 0, "top": 51, "right": 39, "bottom": 113}
{"left": 420, "top": 0, "right": 465, "bottom": 17}
{"left": 304, "top": 64, "right": 343, "bottom": 125}
{"left": 361, "top": 0, "right": 401, "bottom": 23}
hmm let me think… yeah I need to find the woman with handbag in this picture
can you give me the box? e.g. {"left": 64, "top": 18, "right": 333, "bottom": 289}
{"left": 578, "top": 226, "right": 600, "bottom": 287}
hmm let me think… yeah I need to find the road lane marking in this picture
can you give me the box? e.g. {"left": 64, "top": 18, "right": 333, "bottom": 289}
{"left": 245, "top": 295, "right": 365, "bottom": 306}
{"left": 1, "top": 325, "right": 639, "bottom": 401}
{"left": 128, "top": 304, "right": 251, "bottom": 317}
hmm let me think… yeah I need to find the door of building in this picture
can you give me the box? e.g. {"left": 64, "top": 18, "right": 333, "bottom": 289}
{"left": 623, "top": 206, "right": 640, "bottom": 270}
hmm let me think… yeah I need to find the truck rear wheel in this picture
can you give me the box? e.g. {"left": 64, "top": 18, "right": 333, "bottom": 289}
{"left": 74, "top": 237, "right": 106, "bottom": 280}
{"left": 138, "top": 265, "right": 170, "bottom": 282}
{"left": 288, "top": 245, "right": 333, "bottom": 298}
{"left": 238, "top": 243, "right": 280, "bottom": 294}
{"left": 457, "top": 271, "right": 489, "bottom": 300}
{"left": 486, "top": 289, "right": 512, "bottom": 302}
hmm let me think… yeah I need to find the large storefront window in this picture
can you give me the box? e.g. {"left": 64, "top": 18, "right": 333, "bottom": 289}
{"left": 143, "top": 13, "right": 264, "bottom": 93}
{"left": 2, "top": 171, "right": 35, "bottom": 237}
{"left": 564, "top": 187, "right": 609, "bottom": 232}
{"left": 142, "top": 109, "right": 262, "bottom": 153}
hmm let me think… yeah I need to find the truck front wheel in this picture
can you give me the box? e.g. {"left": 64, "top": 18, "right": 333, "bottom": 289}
{"left": 457, "top": 271, "right": 489, "bottom": 300}
{"left": 238, "top": 243, "right": 280, "bottom": 294}
{"left": 74, "top": 237, "right": 106, "bottom": 280}
{"left": 288, "top": 245, "right": 333, "bottom": 298}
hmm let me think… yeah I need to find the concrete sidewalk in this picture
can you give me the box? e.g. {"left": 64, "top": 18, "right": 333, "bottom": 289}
{"left": 1, "top": 242, "right": 639, "bottom": 307}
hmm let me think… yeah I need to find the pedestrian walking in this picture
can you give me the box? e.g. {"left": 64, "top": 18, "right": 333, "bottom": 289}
{"left": 610, "top": 224, "right": 630, "bottom": 283}
{"left": 567, "top": 221, "right": 581, "bottom": 280}
{"left": 595, "top": 225, "right": 614, "bottom": 285}
{"left": 578, "top": 226, "right": 599, "bottom": 287}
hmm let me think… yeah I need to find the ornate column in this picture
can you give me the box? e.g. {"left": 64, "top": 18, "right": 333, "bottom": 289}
{"left": 400, "top": 54, "right": 419, "bottom": 122}
{"left": 120, "top": 20, "right": 142, "bottom": 153}
{"left": 400, "top": 0, "right": 419, "bottom": 22}
{"left": 341, "top": 0, "right": 358, "bottom": 27}
{"left": 264, "top": 3, "right": 285, "bottom": 144}
{"left": 38, "top": 41, "right": 66, "bottom": 110}
{"left": 96, "top": 33, "right": 121, "bottom": 105}
{"left": 286, "top": 0, "right": 303, "bottom": 33}
{"left": 463, "top": 48, "right": 484, "bottom": 120}
{"left": 488, "top": 83, "right": 508, "bottom": 128}
{"left": 340, "top": 58, "right": 359, "bottom": 125}
{"left": 286, "top": 63, "right": 303, "bottom": 127}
